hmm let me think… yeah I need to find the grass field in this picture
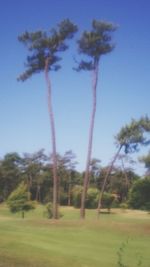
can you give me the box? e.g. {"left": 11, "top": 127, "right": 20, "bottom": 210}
{"left": 0, "top": 205, "right": 149, "bottom": 267}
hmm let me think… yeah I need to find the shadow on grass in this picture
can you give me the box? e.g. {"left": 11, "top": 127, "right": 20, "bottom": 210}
{"left": 99, "top": 210, "right": 116, "bottom": 215}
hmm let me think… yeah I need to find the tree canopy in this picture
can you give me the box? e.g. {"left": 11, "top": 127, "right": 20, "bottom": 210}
{"left": 128, "top": 177, "right": 150, "bottom": 211}
{"left": 75, "top": 20, "right": 117, "bottom": 71}
{"left": 18, "top": 19, "right": 78, "bottom": 81}
{"left": 139, "top": 151, "right": 150, "bottom": 175}
{"left": 7, "top": 182, "right": 35, "bottom": 218}
{"left": 116, "top": 116, "right": 150, "bottom": 153}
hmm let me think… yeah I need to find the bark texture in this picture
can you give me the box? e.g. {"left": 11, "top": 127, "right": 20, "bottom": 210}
{"left": 80, "top": 63, "right": 99, "bottom": 219}
{"left": 45, "top": 58, "right": 58, "bottom": 219}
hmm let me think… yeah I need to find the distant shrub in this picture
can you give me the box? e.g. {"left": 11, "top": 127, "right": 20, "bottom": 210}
{"left": 45, "top": 202, "right": 53, "bottom": 219}
{"left": 102, "top": 192, "right": 115, "bottom": 213}
{"left": 111, "top": 197, "right": 119, "bottom": 208}
{"left": 128, "top": 177, "right": 150, "bottom": 211}
{"left": 72, "top": 186, "right": 99, "bottom": 209}
{"left": 72, "top": 185, "right": 83, "bottom": 208}
{"left": 44, "top": 202, "right": 63, "bottom": 219}
{"left": 120, "top": 203, "right": 128, "bottom": 211}
{"left": 59, "top": 189, "right": 68, "bottom": 206}
{"left": 85, "top": 188, "right": 99, "bottom": 209}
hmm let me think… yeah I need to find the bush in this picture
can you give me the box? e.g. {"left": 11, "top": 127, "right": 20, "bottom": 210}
{"left": 7, "top": 182, "right": 35, "bottom": 218}
{"left": 45, "top": 202, "right": 53, "bottom": 219}
{"left": 59, "top": 189, "right": 68, "bottom": 206}
{"left": 128, "top": 176, "right": 150, "bottom": 211}
{"left": 119, "top": 202, "right": 128, "bottom": 211}
{"left": 111, "top": 197, "right": 119, "bottom": 208}
{"left": 72, "top": 185, "right": 83, "bottom": 208}
{"left": 102, "top": 192, "right": 115, "bottom": 212}
{"left": 85, "top": 188, "right": 99, "bottom": 209}
{"left": 72, "top": 186, "right": 99, "bottom": 209}
{"left": 44, "top": 202, "right": 63, "bottom": 219}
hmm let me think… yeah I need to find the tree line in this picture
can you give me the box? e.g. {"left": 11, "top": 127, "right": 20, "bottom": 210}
{"left": 1, "top": 137, "right": 150, "bottom": 217}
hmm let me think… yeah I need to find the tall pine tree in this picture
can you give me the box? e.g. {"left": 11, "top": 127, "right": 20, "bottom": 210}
{"left": 18, "top": 19, "right": 78, "bottom": 219}
{"left": 75, "top": 20, "right": 116, "bottom": 218}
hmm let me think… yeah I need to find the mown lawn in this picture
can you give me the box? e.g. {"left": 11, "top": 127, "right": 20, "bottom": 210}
{"left": 0, "top": 205, "right": 149, "bottom": 267}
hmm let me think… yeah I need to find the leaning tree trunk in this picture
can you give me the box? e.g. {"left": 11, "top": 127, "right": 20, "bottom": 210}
{"left": 80, "top": 63, "right": 99, "bottom": 219}
{"left": 67, "top": 183, "right": 71, "bottom": 206}
{"left": 97, "top": 145, "right": 122, "bottom": 218}
{"left": 121, "top": 157, "right": 129, "bottom": 200}
{"left": 45, "top": 58, "right": 58, "bottom": 219}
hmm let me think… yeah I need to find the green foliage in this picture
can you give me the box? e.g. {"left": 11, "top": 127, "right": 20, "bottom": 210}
{"left": 44, "top": 202, "right": 53, "bottom": 219}
{"left": 56, "top": 150, "right": 79, "bottom": 205}
{"left": 85, "top": 188, "right": 99, "bottom": 209}
{"left": 18, "top": 19, "right": 78, "bottom": 81}
{"left": 59, "top": 188, "right": 68, "bottom": 205}
{"left": 139, "top": 151, "right": 150, "bottom": 175}
{"left": 72, "top": 185, "right": 83, "bottom": 208}
{"left": 102, "top": 192, "right": 115, "bottom": 212}
{"left": 44, "top": 202, "right": 63, "bottom": 219}
{"left": 72, "top": 186, "right": 100, "bottom": 209}
{"left": 89, "top": 158, "right": 101, "bottom": 187}
{"left": 128, "top": 176, "right": 150, "bottom": 211}
{"left": 108, "top": 168, "right": 139, "bottom": 203}
{"left": 119, "top": 203, "right": 128, "bottom": 211}
{"left": 72, "top": 187, "right": 115, "bottom": 210}
{"left": 109, "top": 170, "right": 128, "bottom": 202}
{"left": 7, "top": 182, "right": 35, "bottom": 218}
{"left": 21, "top": 149, "right": 52, "bottom": 203}
{"left": 116, "top": 116, "right": 150, "bottom": 153}
{"left": 75, "top": 20, "right": 117, "bottom": 71}
{"left": 0, "top": 150, "right": 81, "bottom": 205}
{"left": 0, "top": 153, "right": 22, "bottom": 201}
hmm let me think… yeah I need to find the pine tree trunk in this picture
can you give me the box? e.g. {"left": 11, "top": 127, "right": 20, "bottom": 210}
{"left": 68, "top": 182, "right": 71, "bottom": 206}
{"left": 80, "top": 63, "right": 99, "bottom": 219}
{"left": 121, "top": 158, "right": 129, "bottom": 200}
{"left": 97, "top": 145, "right": 122, "bottom": 217}
{"left": 45, "top": 58, "right": 58, "bottom": 219}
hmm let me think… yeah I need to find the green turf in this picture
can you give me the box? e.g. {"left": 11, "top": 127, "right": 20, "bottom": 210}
{"left": 0, "top": 205, "right": 149, "bottom": 267}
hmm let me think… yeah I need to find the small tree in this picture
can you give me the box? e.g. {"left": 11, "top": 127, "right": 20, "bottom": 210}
{"left": 18, "top": 19, "right": 78, "bottom": 219}
{"left": 7, "top": 183, "right": 35, "bottom": 218}
{"left": 75, "top": 20, "right": 117, "bottom": 219}
{"left": 85, "top": 188, "right": 99, "bottom": 209}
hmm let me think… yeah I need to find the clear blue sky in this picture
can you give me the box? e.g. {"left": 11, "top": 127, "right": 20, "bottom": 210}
{"left": 0, "top": 0, "right": 150, "bottom": 175}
